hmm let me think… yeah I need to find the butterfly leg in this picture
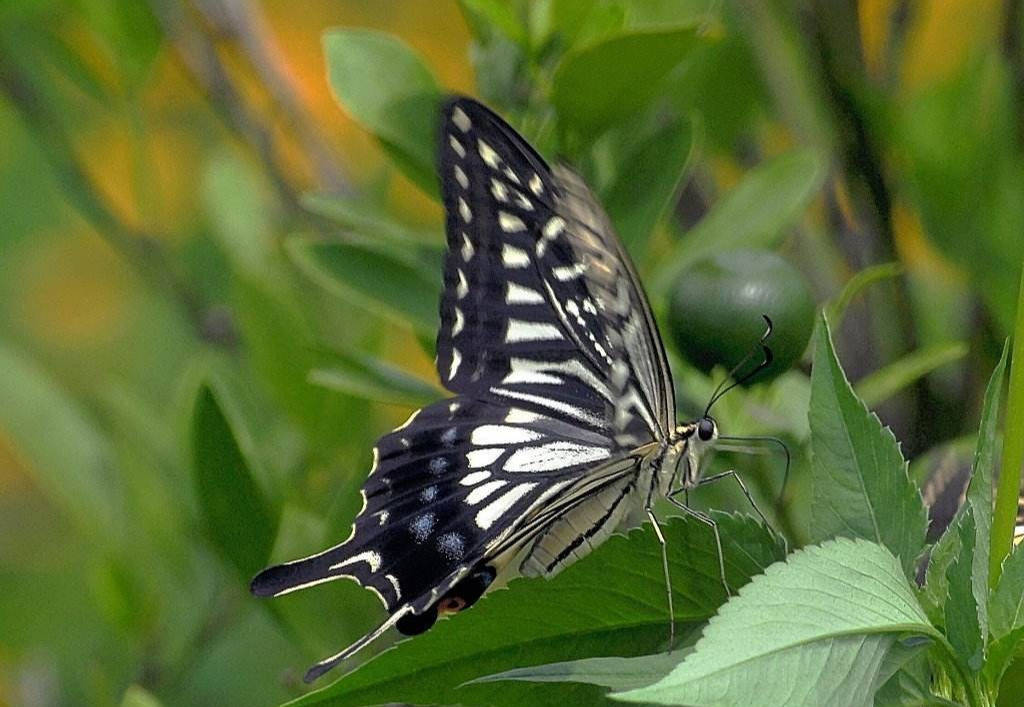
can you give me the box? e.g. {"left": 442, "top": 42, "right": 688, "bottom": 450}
{"left": 665, "top": 497, "right": 730, "bottom": 597}
{"left": 697, "top": 469, "right": 770, "bottom": 527}
{"left": 646, "top": 508, "right": 675, "bottom": 650}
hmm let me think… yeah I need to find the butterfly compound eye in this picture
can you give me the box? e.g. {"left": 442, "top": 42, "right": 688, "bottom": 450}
{"left": 697, "top": 417, "right": 716, "bottom": 441}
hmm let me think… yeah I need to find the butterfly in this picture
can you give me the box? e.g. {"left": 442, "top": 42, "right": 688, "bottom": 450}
{"left": 251, "top": 96, "right": 771, "bottom": 683}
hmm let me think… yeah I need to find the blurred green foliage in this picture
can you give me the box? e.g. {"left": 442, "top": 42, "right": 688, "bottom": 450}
{"left": 1, "top": 0, "right": 1023, "bottom": 705}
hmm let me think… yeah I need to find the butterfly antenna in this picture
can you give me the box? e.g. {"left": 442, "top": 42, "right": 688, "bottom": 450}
{"left": 704, "top": 315, "right": 775, "bottom": 416}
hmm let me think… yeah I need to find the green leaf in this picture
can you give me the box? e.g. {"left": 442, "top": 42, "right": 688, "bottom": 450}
{"left": 551, "top": 27, "right": 701, "bottom": 140}
{"left": 987, "top": 544, "right": 1024, "bottom": 686}
{"left": 190, "top": 381, "right": 278, "bottom": 578}
{"left": 653, "top": 148, "right": 826, "bottom": 294}
{"left": 322, "top": 29, "right": 441, "bottom": 196}
{"left": 286, "top": 235, "right": 440, "bottom": 336}
{"left": 459, "top": 0, "right": 527, "bottom": 45}
{"left": 826, "top": 262, "right": 903, "bottom": 327}
{"left": 600, "top": 115, "right": 695, "bottom": 254}
{"left": 855, "top": 342, "right": 968, "bottom": 408}
{"left": 475, "top": 651, "right": 687, "bottom": 691}
{"left": 0, "top": 344, "right": 120, "bottom": 541}
{"left": 289, "top": 513, "right": 786, "bottom": 707}
{"left": 942, "top": 341, "right": 1008, "bottom": 671}
{"left": 301, "top": 191, "right": 443, "bottom": 254}
{"left": 808, "top": 313, "right": 928, "bottom": 579}
{"left": 614, "top": 539, "right": 938, "bottom": 706}
{"left": 308, "top": 348, "right": 442, "bottom": 407}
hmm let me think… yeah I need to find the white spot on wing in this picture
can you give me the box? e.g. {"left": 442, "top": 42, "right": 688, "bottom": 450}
{"left": 470, "top": 424, "right": 543, "bottom": 446}
{"left": 505, "top": 408, "right": 541, "bottom": 423}
{"left": 452, "top": 106, "right": 471, "bottom": 132}
{"left": 504, "top": 442, "right": 610, "bottom": 472}
{"left": 458, "top": 197, "right": 472, "bottom": 223}
{"left": 448, "top": 348, "right": 462, "bottom": 379}
{"left": 502, "top": 368, "right": 562, "bottom": 386}
{"left": 456, "top": 269, "right": 469, "bottom": 298}
{"left": 454, "top": 164, "right": 469, "bottom": 189}
{"left": 502, "top": 244, "right": 530, "bottom": 268}
{"left": 529, "top": 173, "right": 543, "bottom": 196}
{"left": 490, "top": 179, "right": 509, "bottom": 202}
{"left": 467, "top": 447, "right": 503, "bottom": 468}
{"left": 466, "top": 479, "right": 508, "bottom": 505}
{"left": 552, "top": 262, "right": 587, "bottom": 281}
{"left": 490, "top": 386, "right": 602, "bottom": 427}
{"left": 449, "top": 135, "right": 465, "bottom": 157}
{"left": 330, "top": 550, "right": 381, "bottom": 572}
{"left": 505, "top": 319, "right": 564, "bottom": 343}
{"left": 410, "top": 513, "right": 436, "bottom": 542}
{"left": 506, "top": 282, "right": 545, "bottom": 304}
{"left": 460, "top": 470, "right": 491, "bottom": 486}
{"left": 478, "top": 139, "right": 500, "bottom": 168}
{"left": 452, "top": 307, "right": 465, "bottom": 336}
{"left": 476, "top": 483, "right": 537, "bottom": 528}
{"left": 461, "top": 233, "right": 474, "bottom": 261}
{"left": 499, "top": 211, "right": 526, "bottom": 233}
{"left": 437, "top": 531, "right": 465, "bottom": 560}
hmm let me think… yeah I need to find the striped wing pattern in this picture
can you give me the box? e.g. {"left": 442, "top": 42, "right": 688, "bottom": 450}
{"left": 252, "top": 96, "right": 676, "bottom": 680}
{"left": 437, "top": 98, "right": 674, "bottom": 446}
{"left": 250, "top": 397, "right": 619, "bottom": 610}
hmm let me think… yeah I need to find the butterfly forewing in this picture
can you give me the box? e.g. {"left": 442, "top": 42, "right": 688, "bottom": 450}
{"left": 437, "top": 98, "right": 673, "bottom": 444}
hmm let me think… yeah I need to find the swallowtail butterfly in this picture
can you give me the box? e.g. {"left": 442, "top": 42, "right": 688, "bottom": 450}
{"left": 252, "top": 96, "right": 768, "bottom": 682}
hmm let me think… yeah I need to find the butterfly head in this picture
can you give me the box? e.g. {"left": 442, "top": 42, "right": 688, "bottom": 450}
{"left": 669, "top": 416, "right": 719, "bottom": 488}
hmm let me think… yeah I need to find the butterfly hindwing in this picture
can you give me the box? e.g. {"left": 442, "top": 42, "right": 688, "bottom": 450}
{"left": 250, "top": 396, "right": 620, "bottom": 612}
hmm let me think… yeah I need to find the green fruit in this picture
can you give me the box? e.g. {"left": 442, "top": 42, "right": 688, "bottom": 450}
{"left": 666, "top": 249, "right": 815, "bottom": 384}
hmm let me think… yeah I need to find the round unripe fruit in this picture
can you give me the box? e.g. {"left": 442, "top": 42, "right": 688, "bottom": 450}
{"left": 666, "top": 249, "right": 815, "bottom": 384}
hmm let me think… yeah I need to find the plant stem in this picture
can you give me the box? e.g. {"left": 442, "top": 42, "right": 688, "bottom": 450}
{"left": 990, "top": 264, "right": 1024, "bottom": 586}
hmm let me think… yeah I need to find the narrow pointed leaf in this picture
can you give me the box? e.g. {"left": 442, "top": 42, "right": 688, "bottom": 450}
{"left": 191, "top": 382, "right": 277, "bottom": 578}
{"left": 323, "top": 29, "right": 441, "bottom": 196}
{"left": 653, "top": 148, "right": 826, "bottom": 294}
{"left": 614, "top": 539, "right": 937, "bottom": 707}
{"left": 552, "top": 27, "right": 701, "bottom": 139}
{"left": 286, "top": 235, "right": 440, "bottom": 336}
{"left": 808, "top": 313, "right": 928, "bottom": 578}
{"left": 942, "top": 341, "right": 1008, "bottom": 670}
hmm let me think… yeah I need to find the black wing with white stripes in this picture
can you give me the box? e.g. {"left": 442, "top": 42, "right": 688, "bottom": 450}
{"left": 437, "top": 97, "right": 675, "bottom": 446}
{"left": 251, "top": 96, "right": 675, "bottom": 681}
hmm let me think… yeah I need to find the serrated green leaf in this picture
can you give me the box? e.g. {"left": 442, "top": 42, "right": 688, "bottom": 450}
{"left": 855, "top": 342, "right": 968, "bottom": 408}
{"left": 190, "top": 382, "right": 277, "bottom": 578}
{"left": 286, "top": 235, "right": 440, "bottom": 336}
{"left": 614, "top": 539, "right": 937, "bottom": 706}
{"left": 986, "top": 544, "right": 1024, "bottom": 686}
{"left": 551, "top": 27, "right": 701, "bottom": 140}
{"left": 322, "top": 29, "right": 440, "bottom": 196}
{"left": 653, "top": 148, "right": 826, "bottom": 294}
{"left": 601, "top": 115, "right": 695, "bottom": 254}
{"left": 288, "top": 513, "right": 785, "bottom": 707}
{"left": 808, "top": 314, "right": 928, "bottom": 579}
{"left": 943, "top": 341, "right": 1008, "bottom": 672}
